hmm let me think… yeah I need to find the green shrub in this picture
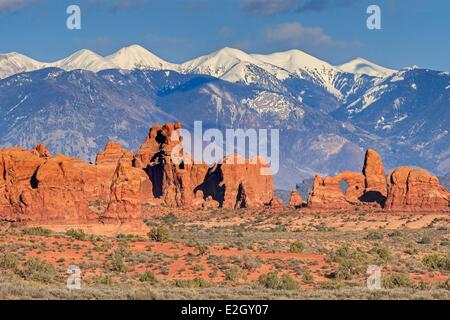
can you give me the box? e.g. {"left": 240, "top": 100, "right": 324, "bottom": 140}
{"left": 383, "top": 273, "right": 412, "bottom": 288}
{"left": 148, "top": 226, "right": 170, "bottom": 242}
{"left": 369, "top": 246, "right": 393, "bottom": 263}
{"left": 224, "top": 267, "right": 245, "bottom": 282}
{"left": 365, "top": 231, "right": 384, "bottom": 240}
{"left": 289, "top": 241, "right": 305, "bottom": 253}
{"left": 107, "top": 251, "right": 128, "bottom": 273}
{"left": 258, "top": 272, "right": 299, "bottom": 290}
{"left": 22, "top": 257, "right": 56, "bottom": 283}
{"left": 0, "top": 253, "right": 19, "bottom": 271}
{"left": 388, "top": 230, "right": 402, "bottom": 238}
{"left": 302, "top": 270, "right": 314, "bottom": 284}
{"left": 241, "top": 254, "right": 262, "bottom": 271}
{"left": 332, "top": 245, "right": 368, "bottom": 280}
{"left": 173, "top": 277, "right": 211, "bottom": 288}
{"left": 422, "top": 254, "right": 450, "bottom": 271}
{"left": 66, "top": 229, "right": 88, "bottom": 241}
{"left": 418, "top": 236, "right": 432, "bottom": 244}
{"left": 139, "top": 272, "right": 157, "bottom": 283}
{"left": 95, "top": 274, "right": 114, "bottom": 286}
{"left": 193, "top": 263, "right": 205, "bottom": 272}
{"left": 21, "top": 227, "right": 52, "bottom": 236}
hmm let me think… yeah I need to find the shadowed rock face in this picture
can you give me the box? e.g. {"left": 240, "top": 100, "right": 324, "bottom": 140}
{"left": 385, "top": 167, "right": 449, "bottom": 211}
{"left": 307, "top": 149, "right": 449, "bottom": 211}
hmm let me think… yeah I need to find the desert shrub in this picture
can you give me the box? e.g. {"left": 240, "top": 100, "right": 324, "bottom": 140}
{"left": 388, "top": 230, "right": 402, "bottom": 238}
{"left": 369, "top": 246, "right": 393, "bottom": 263}
{"left": 332, "top": 245, "right": 368, "bottom": 280}
{"left": 139, "top": 272, "right": 157, "bottom": 283}
{"left": 148, "top": 226, "right": 170, "bottom": 242}
{"left": 66, "top": 229, "right": 88, "bottom": 241}
{"left": 193, "top": 263, "right": 205, "bottom": 272}
{"left": 422, "top": 254, "right": 450, "bottom": 271}
{"left": 318, "top": 281, "right": 346, "bottom": 290}
{"left": 22, "top": 257, "right": 56, "bottom": 283}
{"left": 241, "top": 254, "right": 262, "bottom": 271}
{"left": 0, "top": 253, "right": 19, "bottom": 271}
{"left": 107, "top": 250, "right": 128, "bottom": 273}
{"left": 383, "top": 273, "right": 412, "bottom": 288}
{"left": 302, "top": 270, "right": 314, "bottom": 284}
{"left": 173, "top": 277, "right": 211, "bottom": 288}
{"left": 289, "top": 241, "right": 305, "bottom": 253}
{"left": 418, "top": 236, "right": 432, "bottom": 244}
{"left": 224, "top": 267, "right": 245, "bottom": 282}
{"left": 95, "top": 274, "right": 114, "bottom": 286}
{"left": 258, "top": 272, "right": 299, "bottom": 290}
{"left": 116, "top": 234, "right": 145, "bottom": 242}
{"left": 21, "top": 227, "right": 52, "bottom": 236}
{"left": 365, "top": 230, "right": 384, "bottom": 240}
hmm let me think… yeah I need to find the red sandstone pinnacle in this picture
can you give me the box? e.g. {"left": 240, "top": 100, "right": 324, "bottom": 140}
{"left": 385, "top": 166, "right": 449, "bottom": 211}
{"left": 289, "top": 190, "right": 303, "bottom": 208}
{"left": 95, "top": 141, "right": 133, "bottom": 166}
{"left": 363, "top": 148, "right": 386, "bottom": 197}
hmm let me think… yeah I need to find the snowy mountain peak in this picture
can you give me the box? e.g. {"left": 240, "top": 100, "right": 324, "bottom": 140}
{"left": 338, "top": 58, "right": 396, "bottom": 78}
{"left": 52, "top": 49, "right": 117, "bottom": 72}
{"left": 106, "top": 44, "right": 177, "bottom": 71}
{"left": 252, "top": 49, "right": 335, "bottom": 73}
{"left": 0, "top": 52, "right": 44, "bottom": 79}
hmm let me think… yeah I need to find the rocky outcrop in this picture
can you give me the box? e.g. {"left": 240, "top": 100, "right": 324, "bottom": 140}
{"left": 134, "top": 124, "right": 276, "bottom": 209}
{"left": 289, "top": 190, "right": 303, "bottom": 208}
{"left": 307, "top": 148, "right": 449, "bottom": 212}
{"left": 195, "top": 154, "right": 275, "bottom": 209}
{"left": 361, "top": 148, "right": 386, "bottom": 205}
{"left": 385, "top": 167, "right": 449, "bottom": 211}
{"left": 96, "top": 141, "right": 133, "bottom": 166}
{"left": 0, "top": 144, "right": 152, "bottom": 235}
{"left": 134, "top": 123, "right": 209, "bottom": 207}
{"left": 308, "top": 171, "right": 366, "bottom": 210}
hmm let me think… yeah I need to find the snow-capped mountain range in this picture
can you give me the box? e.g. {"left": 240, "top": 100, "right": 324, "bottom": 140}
{"left": 0, "top": 45, "right": 448, "bottom": 189}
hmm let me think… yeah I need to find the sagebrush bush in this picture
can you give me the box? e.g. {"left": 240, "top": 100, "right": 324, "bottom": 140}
{"left": 258, "top": 272, "right": 299, "bottom": 290}
{"left": 148, "top": 226, "right": 170, "bottom": 242}
{"left": 422, "top": 254, "right": 450, "bottom": 271}
{"left": 21, "top": 227, "right": 52, "bottom": 236}
{"left": 383, "top": 273, "right": 412, "bottom": 289}
{"left": 365, "top": 230, "right": 384, "bottom": 240}
{"left": 173, "top": 277, "right": 212, "bottom": 288}
{"left": 289, "top": 241, "right": 305, "bottom": 253}
{"left": 139, "top": 272, "right": 157, "bottom": 283}
{"left": 22, "top": 257, "right": 56, "bottom": 283}
{"left": 0, "top": 253, "right": 19, "bottom": 271}
{"left": 66, "top": 229, "right": 88, "bottom": 241}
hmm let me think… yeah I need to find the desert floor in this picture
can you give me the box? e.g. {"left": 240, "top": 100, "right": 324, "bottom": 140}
{"left": 0, "top": 208, "right": 449, "bottom": 300}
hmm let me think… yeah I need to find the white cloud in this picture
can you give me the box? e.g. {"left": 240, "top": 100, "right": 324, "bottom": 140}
{"left": 266, "top": 22, "right": 339, "bottom": 48}
{"left": 0, "top": 0, "right": 37, "bottom": 13}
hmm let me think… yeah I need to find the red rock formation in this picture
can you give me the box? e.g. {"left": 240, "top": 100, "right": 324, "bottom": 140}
{"left": 134, "top": 122, "right": 209, "bottom": 207}
{"left": 197, "top": 154, "right": 275, "bottom": 209}
{"left": 308, "top": 171, "right": 365, "bottom": 210}
{"left": 0, "top": 143, "right": 152, "bottom": 235}
{"left": 1, "top": 123, "right": 278, "bottom": 233}
{"left": 362, "top": 148, "right": 386, "bottom": 204}
{"left": 134, "top": 124, "right": 275, "bottom": 209}
{"left": 289, "top": 190, "right": 303, "bottom": 208}
{"left": 96, "top": 141, "right": 133, "bottom": 166}
{"left": 385, "top": 167, "right": 449, "bottom": 211}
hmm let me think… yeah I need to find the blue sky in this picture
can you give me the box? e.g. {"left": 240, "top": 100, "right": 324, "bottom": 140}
{"left": 0, "top": 0, "right": 449, "bottom": 70}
